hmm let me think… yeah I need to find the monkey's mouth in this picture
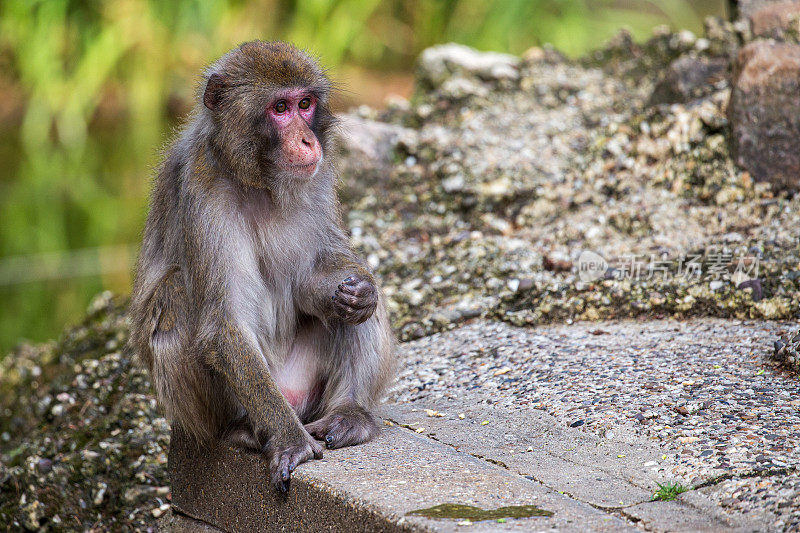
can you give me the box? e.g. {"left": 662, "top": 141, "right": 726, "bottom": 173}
{"left": 287, "top": 161, "right": 319, "bottom": 176}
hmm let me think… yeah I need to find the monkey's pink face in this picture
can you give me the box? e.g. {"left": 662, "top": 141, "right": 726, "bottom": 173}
{"left": 267, "top": 89, "right": 322, "bottom": 177}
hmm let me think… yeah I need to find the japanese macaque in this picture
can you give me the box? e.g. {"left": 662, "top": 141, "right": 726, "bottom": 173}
{"left": 129, "top": 41, "right": 395, "bottom": 492}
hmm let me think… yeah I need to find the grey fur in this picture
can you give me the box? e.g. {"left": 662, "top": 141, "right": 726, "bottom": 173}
{"left": 129, "top": 41, "right": 395, "bottom": 491}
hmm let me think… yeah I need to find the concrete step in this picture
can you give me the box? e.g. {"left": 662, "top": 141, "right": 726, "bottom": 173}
{"left": 166, "top": 318, "right": 790, "bottom": 532}
{"left": 168, "top": 423, "right": 635, "bottom": 532}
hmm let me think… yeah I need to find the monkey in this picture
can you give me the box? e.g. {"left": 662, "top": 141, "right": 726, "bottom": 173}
{"left": 129, "top": 41, "right": 395, "bottom": 492}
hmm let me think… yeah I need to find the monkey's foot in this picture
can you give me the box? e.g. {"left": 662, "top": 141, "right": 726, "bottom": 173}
{"left": 305, "top": 406, "right": 379, "bottom": 449}
{"left": 332, "top": 274, "right": 377, "bottom": 325}
{"left": 267, "top": 433, "right": 324, "bottom": 493}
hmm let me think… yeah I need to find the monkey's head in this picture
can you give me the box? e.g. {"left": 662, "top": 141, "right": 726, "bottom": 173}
{"left": 201, "top": 41, "right": 335, "bottom": 189}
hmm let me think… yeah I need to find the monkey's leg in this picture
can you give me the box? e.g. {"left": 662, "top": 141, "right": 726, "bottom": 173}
{"left": 305, "top": 307, "right": 393, "bottom": 449}
{"left": 205, "top": 326, "right": 324, "bottom": 492}
{"left": 146, "top": 268, "right": 238, "bottom": 444}
{"left": 222, "top": 416, "right": 261, "bottom": 451}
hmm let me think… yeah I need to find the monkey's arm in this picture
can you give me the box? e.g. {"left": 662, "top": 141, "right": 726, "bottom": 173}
{"left": 203, "top": 323, "right": 323, "bottom": 491}
{"left": 298, "top": 250, "right": 378, "bottom": 325}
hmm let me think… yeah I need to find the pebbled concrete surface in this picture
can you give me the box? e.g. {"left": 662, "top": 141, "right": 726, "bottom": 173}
{"left": 389, "top": 318, "right": 799, "bottom": 531}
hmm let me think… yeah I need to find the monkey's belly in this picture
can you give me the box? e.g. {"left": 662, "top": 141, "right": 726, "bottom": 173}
{"left": 274, "top": 323, "right": 324, "bottom": 413}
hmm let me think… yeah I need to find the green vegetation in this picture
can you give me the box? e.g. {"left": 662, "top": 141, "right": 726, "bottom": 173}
{"left": 653, "top": 481, "right": 689, "bottom": 501}
{"left": 0, "top": 0, "right": 724, "bottom": 354}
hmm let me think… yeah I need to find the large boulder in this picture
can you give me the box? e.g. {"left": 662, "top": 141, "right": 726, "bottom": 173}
{"left": 734, "top": 0, "right": 797, "bottom": 18}
{"left": 750, "top": 0, "right": 800, "bottom": 39}
{"left": 728, "top": 40, "right": 800, "bottom": 190}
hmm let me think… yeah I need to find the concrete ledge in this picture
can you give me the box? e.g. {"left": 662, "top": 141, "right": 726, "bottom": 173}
{"left": 169, "top": 424, "right": 635, "bottom": 532}
{"left": 169, "top": 428, "right": 414, "bottom": 533}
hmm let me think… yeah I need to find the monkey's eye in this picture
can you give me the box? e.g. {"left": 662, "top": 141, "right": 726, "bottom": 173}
{"left": 274, "top": 101, "right": 287, "bottom": 113}
{"left": 298, "top": 97, "right": 311, "bottom": 110}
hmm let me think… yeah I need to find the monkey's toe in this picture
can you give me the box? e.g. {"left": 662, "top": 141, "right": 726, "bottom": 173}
{"left": 305, "top": 408, "right": 379, "bottom": 449}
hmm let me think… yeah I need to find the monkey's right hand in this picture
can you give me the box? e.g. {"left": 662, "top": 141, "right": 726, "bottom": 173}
{"left": 332, "top": 274, "right": 378, "bottom": 325}
{"left": 267, "top": 430, "right": 324, "bottom": 493}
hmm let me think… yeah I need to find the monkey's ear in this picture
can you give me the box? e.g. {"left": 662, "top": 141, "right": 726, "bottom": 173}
{"left": 203, "top": 73, "right": 228, "bottom": 111}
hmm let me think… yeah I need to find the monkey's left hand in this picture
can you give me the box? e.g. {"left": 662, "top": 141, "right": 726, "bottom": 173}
{"left": 332, "top": 274, "right": 377, "bottom": 325}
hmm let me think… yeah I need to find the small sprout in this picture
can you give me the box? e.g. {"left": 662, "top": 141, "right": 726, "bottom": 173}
{"left": 617, "top": 454, "right": 625, "bottom": 458}
{"left": 756, "top": 369, "right": 765, "bottom": 376}
{"left": 497, "top": 518, "right": 506, "bottom": 523}
{"left": 662, "top": 454, "right": 667, "bottom": 460}
{"left": 480, "top": 420, "right": 490, "bottom": 425}
{"left": 652, "top": 482, "right": 688, "bottom": 501}
{"left": 415, "top": 427, "right": 425, "bottom": 433}
{"left": 712, "top": 364, "right": 721, "bottom": 369}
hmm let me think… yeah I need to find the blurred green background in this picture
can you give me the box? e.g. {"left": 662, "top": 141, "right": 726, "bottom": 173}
{"left": 0, "top": 0, "right": 726, "bottom": 354}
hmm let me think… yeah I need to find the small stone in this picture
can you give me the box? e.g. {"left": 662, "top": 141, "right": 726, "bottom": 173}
{"left": 37, "top": 458, "right": 53, "bottom": 474}
{"left": 517, "top": 278, "right": 534, "bottom": 291}
{"left": 151, "top": 503, "right": 170, "bottom": 518}
{"left": 543, "top": 253, "right": 572, "bottom": 272}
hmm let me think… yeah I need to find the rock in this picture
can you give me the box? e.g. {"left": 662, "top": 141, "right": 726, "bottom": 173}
{"left": 773, "top": 329, "right": 800, "bottom": 372}
{"left": 36, "top": 458, "right": 52, "bottom": 474}
{"left": 728, "top": 40, "right": 800, "bottom": 190}
{"left": 543, "top": 253, "right": 573, "bottom": 273}
{"left": 734, "top": 0, "right": 796, "bottom": 19}
{"left": 751, "top": 1, "right": 800, "bottom": 39}
{"left": 336, "top": 115, "right": 416, "bottom": 200}
{"left": 649, "top": 55, "right": 729, "bottom": 105}
{"left": 416, "top": 43, "right": 520, "bottom": 92}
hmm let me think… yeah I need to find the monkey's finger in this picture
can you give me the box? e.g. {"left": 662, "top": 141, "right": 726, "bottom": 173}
{"left": 277, "top": 453, "right": 294, "bottom": 481}
{"left": 272, "top": 467, "right": 290, "bottom": 493}
{"left": 334, "top": 291, "right": 373, "bottom": 309}
{"left": 338, "top": 280, "right": 375, "bottom": 298}
{"left": 333, "top": 301, "right": 358, "bottom": 318}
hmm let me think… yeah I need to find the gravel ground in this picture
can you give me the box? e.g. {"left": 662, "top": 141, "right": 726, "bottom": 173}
{"left": 390, "top": 318, "right": 800, "bottom": 530}
{"left": 338, "top": 25, "right": 800, "bottom": 343}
